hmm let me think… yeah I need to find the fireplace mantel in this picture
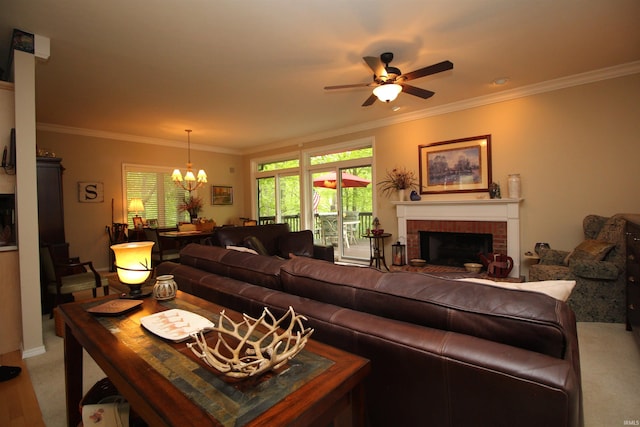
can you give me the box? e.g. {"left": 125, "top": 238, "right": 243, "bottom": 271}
{"left": 394, "top": 198, "right": 523, "bottom": 277}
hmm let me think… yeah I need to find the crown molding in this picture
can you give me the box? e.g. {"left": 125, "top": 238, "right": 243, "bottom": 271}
{"left": 242, "top": 60, "right": 640, "bottom": 155}
{"left": 36, "top": 123, "right": 242, "bottom": 155}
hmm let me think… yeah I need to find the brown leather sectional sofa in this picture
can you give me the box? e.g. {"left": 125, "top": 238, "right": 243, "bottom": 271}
{"left": 157, "top": 244, "right": 583, "bottom": 427}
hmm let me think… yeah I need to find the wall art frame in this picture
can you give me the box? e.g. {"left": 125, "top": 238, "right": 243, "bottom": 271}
{"left": 77, "top": 181, "right": 104, "bottom": 202}
{"left": 418, "top": 135, "right": 492, "bottom": 194}
{"left": 211, "top": 185, "right": 233, "bottom": 205}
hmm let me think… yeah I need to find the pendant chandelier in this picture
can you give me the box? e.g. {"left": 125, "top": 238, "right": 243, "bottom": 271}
{"left": 171, "top": 129, "right": 207, "bottom": 192}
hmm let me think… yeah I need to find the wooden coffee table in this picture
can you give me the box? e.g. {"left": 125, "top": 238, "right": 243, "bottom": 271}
{"left": 59, "top": 291, "right": 370, "bottom": 427}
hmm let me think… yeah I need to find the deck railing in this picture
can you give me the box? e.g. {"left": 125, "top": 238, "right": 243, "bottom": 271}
{"left": 258, "top": 212, "right": 372, "bottom": 235}
{"left": 258, "top": 214, "right": 301, "bottom": 231}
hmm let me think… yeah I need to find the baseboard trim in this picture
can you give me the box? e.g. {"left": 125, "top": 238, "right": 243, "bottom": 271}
{"left": 22, "top": 345, "right": 46, "bottom": 359}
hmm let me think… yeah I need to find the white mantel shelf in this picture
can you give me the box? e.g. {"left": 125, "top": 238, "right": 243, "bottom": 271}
{"left": 392, "top": 198, "right": 523, "bottom": 206}
{"left": 394, "top": 198, "right": 523, "bottom": 278}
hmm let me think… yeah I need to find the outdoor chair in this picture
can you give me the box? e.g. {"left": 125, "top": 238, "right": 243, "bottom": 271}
{"left": 320, "top": 215, "right": 339, "bottom": 246}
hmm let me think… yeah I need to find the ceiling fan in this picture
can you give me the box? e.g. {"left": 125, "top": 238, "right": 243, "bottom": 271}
{"left": 324, "top": 52, "right": 453, "bottom": 106}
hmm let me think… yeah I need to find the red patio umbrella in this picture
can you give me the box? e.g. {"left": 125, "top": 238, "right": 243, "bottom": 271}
{"left": 313, "top": 171, "right": 371, "bottom": 189}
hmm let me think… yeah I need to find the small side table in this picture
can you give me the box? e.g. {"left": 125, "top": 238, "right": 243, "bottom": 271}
{"left": 524, "top": 252, "right": 540, "bottom": 264}
{"left": 365, "top": 233, "right": 391, "bottom": 271}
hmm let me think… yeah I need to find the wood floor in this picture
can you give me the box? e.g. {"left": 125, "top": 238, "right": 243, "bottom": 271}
{"left": 0, "top": 350, "right": 45, "bottom": 427}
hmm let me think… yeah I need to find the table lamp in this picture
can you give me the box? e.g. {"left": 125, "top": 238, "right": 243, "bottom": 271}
{"left": 110, "top": 241, "right": 154, "bottom": 298}
{"left": 128, "top": 198, "right": 145, "bottom": 229}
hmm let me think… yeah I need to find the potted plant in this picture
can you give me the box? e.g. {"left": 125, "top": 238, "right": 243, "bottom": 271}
{"left": 179, "top": 194, "right": 203, "bottom": 221}
{"left": 378, "top": 167, "right": 417, "bottom": 200}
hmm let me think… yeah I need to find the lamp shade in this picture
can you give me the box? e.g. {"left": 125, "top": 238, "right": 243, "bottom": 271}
{"left": 373, "top": 83, "right": 402, "bottom": 102}
{"left": 128, "top": 198, "right": 145, "bottom": 213}
{"left": 111, "top": 242, "right": 154, "bottom": 285}
{"left": 184, "top": 169, "right": 196, "bottom": 182}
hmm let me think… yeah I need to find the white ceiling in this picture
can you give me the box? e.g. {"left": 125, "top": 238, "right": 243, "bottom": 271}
{"left": 2, "top": 1, "right": 639, "bottom": 154}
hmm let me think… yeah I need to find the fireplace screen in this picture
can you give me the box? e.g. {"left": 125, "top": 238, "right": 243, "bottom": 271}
{"left": 419, "top": 231, "right": 492, "bottom": 267}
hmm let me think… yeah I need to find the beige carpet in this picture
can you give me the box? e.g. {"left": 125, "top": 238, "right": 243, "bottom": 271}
{"left": 25, "top": 317, "right": 640, "bottom": 426}
{"left": 578, "top": 322, "right": 640, "bottom": 426}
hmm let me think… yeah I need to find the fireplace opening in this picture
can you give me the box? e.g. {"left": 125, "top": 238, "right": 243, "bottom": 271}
{"left": 419, "top": 231, "right": 493, "bottom": 267}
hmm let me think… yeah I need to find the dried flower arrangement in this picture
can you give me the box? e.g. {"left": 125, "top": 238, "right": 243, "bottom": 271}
{"left": 377, "top": 167, "right": 417, "bottom": 197}
{"left": 179, "top": 195, "right": 203, "bottom": 218}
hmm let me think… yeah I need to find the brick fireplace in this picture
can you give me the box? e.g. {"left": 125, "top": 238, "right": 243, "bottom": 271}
{"left": 394, "top": 199, "right": 522, "bottom": 277}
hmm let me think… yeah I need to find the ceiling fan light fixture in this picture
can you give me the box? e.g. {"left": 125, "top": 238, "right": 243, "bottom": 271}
{"left": 373, "top": 83, "right": 402, "bottom": 103}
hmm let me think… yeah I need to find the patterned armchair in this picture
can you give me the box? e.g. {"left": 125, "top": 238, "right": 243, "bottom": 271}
{"left": 529, "top": 214, "right": 627, "bottom": 323}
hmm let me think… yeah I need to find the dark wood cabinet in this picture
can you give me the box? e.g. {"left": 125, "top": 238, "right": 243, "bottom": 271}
{"left": 37, "top": 157, "right": 67, "bottom": 314}
{"left": 37, "top": 157, "right": 66, "bottom": 246}
{"left": 626, "top": 218, "right": 640, "bottom": 347}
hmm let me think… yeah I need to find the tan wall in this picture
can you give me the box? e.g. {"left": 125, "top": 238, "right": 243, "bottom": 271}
{"left": 34, "top": 133, "right": 246, "bottom": 271}
{"left": 245, "top": 73, "right": 640, "bottom": 276}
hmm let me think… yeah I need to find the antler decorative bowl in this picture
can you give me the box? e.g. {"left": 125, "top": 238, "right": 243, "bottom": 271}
{"left": 187, "top": 306, "right": 313, "bottom": 379}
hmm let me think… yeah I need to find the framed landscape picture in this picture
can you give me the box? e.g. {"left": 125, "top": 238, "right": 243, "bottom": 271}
{"left": 418, "top": 135, "right": 492, "bottom": 194}
{"left": 211, "top": 185, "right": 233, "bottom": 205}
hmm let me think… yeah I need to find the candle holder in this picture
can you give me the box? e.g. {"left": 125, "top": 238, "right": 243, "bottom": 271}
{"left": 392, "top": 241, "right": 406, "bottom": 266}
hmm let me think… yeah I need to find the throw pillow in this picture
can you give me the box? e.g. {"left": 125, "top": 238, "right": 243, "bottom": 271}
{"left": 456, "top": 278, "right": 576, "bottom": 301}
{"left": 563, "top": 239, "right": 615, "bottom": 265}
{"left": 225, "top": 245, "right": 258, "bottom": 255}
{"left": 242, "top": 235, "right": 270, "bottom": 256}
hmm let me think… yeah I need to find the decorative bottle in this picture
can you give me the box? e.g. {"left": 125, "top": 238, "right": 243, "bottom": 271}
{"left": 508, "top": 174, "right": 521, "bottom": 199}
{"left": 153, "top": 274, "right": 178, "bottom": 300}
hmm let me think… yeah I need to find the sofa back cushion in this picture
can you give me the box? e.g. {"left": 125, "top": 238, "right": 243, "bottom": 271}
{"left": 280, "top": 256, "right": 385, "bottom": 306}
{"left": 280, "top": 256, "right": 569, "bottom": 358}
{"left": 211, "top": 223, "right": 290, "bottom": 256}
{"left": 595, "top": 215, "right": 627, "bottom": 268}
{"left": 371, "top": 272, "right": 569, "bottom": 358}
{"left": 277, "top": 230, "right": 315, "bottom": 258}
{"left": 179, "top": 244, "right": 286, "bottom": 290}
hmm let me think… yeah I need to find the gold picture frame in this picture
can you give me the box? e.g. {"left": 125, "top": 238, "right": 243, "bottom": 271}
{"left": 418, "top": 135, "right": 492, "bottom": 194}
{"left": 211, "top": 185, "right": 233, "bottom": 205}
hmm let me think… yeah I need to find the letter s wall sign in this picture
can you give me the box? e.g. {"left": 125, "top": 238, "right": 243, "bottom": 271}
{"left": 78, "top": 182, "right": 104, "bottom": 203}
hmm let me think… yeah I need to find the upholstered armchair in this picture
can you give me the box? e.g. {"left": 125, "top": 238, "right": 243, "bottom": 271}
{"left": 529, "top": 214, "right": 627, "bottom": 323}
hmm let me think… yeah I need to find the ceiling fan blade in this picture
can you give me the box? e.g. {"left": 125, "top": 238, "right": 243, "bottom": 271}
{"left": 363, "top": 56, "right": 386, "bottom": 78}
{"left": 402, "top": 60, "right": 453, "bottom": 81}
{"left": 401, "top": 84, "right": 435, "bottom": 99}
{"left": 361, "top": 93, "right": 378, "bottom": 107}
{"left": 324, "top": 83, "right": 371, "bottom": 90}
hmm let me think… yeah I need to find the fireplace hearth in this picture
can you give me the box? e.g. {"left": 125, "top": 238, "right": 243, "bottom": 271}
{"left": 394, "top": 199, "right": 522, "bottom": 278}
{"left": 420, "top": 231, "right": 492, "bottom": 267}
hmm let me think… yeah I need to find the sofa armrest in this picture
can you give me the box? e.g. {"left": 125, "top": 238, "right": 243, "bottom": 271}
{"left": 539, "top": 248, "right": 570, "bottom": 265}
{"left": 313, "top": 244, "right": 334, "bottom": 262}
{"left": 570, "top": 259, "right": 620, "bottom": 280}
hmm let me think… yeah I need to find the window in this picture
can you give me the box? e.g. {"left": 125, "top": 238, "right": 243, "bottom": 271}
{"left": 255, "top": 158, "right": 301, "bottom": 229}
{"left": 123, "top": 164, "right": 188, "bottom": 228}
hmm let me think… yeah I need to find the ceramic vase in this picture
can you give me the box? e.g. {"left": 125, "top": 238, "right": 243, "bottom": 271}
{"left": 153, "top": 274, "right": 178, "bottom": 300}
{"left": 508, "top": 174, "right": 521, "bottom": 199}
{"left": 397, "top": 189, "right": 406, "bottom": 201}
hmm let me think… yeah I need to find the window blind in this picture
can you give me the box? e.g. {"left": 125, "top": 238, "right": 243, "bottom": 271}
{"left": 123, "top": 164, "right": 187, "bottom": 228}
